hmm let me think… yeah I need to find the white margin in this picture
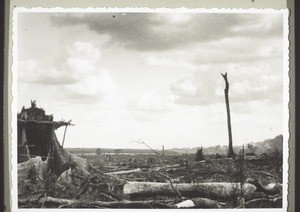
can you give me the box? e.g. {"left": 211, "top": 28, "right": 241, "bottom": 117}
{"left": 10, "top": 7, "right": 290, "bottom": 212}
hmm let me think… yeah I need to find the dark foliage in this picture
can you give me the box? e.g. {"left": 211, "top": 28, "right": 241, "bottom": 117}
{"left": 194, "top": 147, "right": 205, "bottom": 161}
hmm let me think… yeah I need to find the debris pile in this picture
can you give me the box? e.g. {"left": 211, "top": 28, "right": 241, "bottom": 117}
{"left": 17, "top": 102, "right": 283, "bottom": 209}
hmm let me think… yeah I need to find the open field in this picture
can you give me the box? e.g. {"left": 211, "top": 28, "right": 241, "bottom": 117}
{"left": 80, "top": 151, "right": 282, "bottom": 185}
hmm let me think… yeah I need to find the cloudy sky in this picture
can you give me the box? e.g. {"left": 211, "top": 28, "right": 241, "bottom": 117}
{"left": 16, "top": 10, "right": 286, "bottom": 149}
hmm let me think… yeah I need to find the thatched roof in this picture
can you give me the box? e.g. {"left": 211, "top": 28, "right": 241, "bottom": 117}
{"left": 18, "top": 100, "right": 73, "bottom": 130}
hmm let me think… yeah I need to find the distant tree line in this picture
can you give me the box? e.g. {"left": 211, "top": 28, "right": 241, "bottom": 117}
{"left": 66, "top": 135, "right": 283, "bottom": 157}
{"left": 66, "top": 147, "right": 179, "bottom": 155}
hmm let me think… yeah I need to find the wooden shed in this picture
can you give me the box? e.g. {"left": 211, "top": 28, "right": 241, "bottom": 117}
{"left": 17, "top": 101, "right": 88, "bottom": 181}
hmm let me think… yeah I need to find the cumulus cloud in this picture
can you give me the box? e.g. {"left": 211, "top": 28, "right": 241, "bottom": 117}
{"left": 143, "top": 55, "right": 196, "bottom": 70}
{"left": 144, "top": 57, "right": 175, "bottom": 66}
{"left": 229, "top": 72, "right": 282, "bottom": 103}
{"left": 170, "top": 62, "right": 283, "bottom": 107}
{"left": 67, "top": 41, "right": 101, "bottom": 60}
{"left": 62, "top": 42, "right": 117, "bottom": 102}
{"left": 64, "top": 41, "right": 101, "bottom": 76}
{"left": 128, "top": 90, "right": 175, "bottom": 112}
{"left": 18, "top": 59, "right": 76, "bottom": 85}
{"left": 193, "top": 37, "right": 283, "bottom": 65}
{"left": 230, "top": 13, "right": 283, "bottom": 38}
{"left": 171, "top": 70, "right": 221, "bottom": 105}
{"left": 18, "top": 41, "right": 117, "bottom": 103}
{"left": 51, "top": 12, "right": 283, "bottom": 51}
{"left": 65, "top": 70, "right": 116, "bottom": 102}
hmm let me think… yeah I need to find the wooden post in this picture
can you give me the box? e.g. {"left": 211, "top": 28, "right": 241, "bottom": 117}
{"left": 221, "top": 73, "right": 235, "bottom": 158}
{"left": 19, "top": 127, "right": 30, "bottom": 162}
{"left": 240, "top": 145, "right": 245, "bottom": 196}
{"left": 162, "top": 145, "right": 165, "bottom": 165}
{"left": 62, "top": 125, "right": 68, "bottom": 147}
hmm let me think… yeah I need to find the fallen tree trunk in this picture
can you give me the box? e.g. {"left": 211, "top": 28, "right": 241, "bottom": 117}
{"left": 123, "top": 182, "right": 257, "bottom": 201}
{"left": 18, "top": 157, "right": 51, "bottom": 183}
{"left": 107, "top": 168, "right": 142, "bottom": 175}
{"left": 246, "top": 178, "right": 282, "bottom": 195}
{"left": 89, "top": 166, "right": 126, "bottom": 184}
{"left": 175, "top": 197, "right": 227, "bottom": 208}
{"left": 57, "top": 167, "right": 90, "bottom": 184}
{"left": 254, "top": 171, "right": 279, "bottom": 179}
{"left": 51, "top": 130, "right": 89, "bottom": 175}
{"left": 104, "top": 165, "right": 120, "bottom": 170}
{"left": 19, "top": 196, "right": 174, "bottom": 208}
{"left": 19, "top": 194, "right": 282, "bottom": 209}
{"left": 152, "top": 164, "right": 182, "bottom": 171}
{"left": 165, "top": 167, "right": 187, "bottom": 172}
{"left": 237, "top": 197, "right": 282, "bottom": 208}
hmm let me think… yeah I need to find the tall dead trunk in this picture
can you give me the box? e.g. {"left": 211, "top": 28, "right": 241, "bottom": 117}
{"left": 221, "top": 73, "right": 235, "bottom": 158}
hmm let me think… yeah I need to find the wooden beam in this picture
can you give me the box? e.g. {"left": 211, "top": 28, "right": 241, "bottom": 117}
{"left": 62, "top": 125, "right": 68, "bottom": 147}
{"left": 20, "top": 154, "right": 53, "bottom": 159}
{"left": 18, "top": 145, "right": 35, "bottom": 147}
{"left": 17, "top": 119, "right": 74, "bottom": 126}
{"left": 20, "top": 127, "right": 30, "bottom": 161}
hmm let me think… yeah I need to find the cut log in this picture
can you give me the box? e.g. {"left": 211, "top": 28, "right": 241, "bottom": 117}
{"left": 123, "top": 182, "right": 257, "bottom": 201}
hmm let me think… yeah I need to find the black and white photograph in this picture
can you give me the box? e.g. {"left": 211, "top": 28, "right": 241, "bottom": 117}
{"left": 12, "top": 8, "right": 289, "bottom": 211}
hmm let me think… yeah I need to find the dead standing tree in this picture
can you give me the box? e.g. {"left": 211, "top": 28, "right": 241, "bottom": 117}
{"left": 221, "top": 73, "right": 235, "bottom": 158}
